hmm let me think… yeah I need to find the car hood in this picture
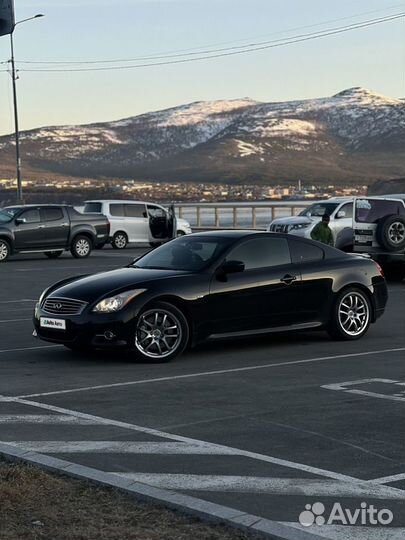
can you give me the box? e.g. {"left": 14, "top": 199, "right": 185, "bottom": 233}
{"left": 271, "top": 216, "right": 318, "bottom": 226}
{"left": 48, "top": 267, "right": 189, "bottom": 304}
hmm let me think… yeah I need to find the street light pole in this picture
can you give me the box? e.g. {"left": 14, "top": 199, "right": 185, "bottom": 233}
{"left": 9, "top": 14, "right": 44, "bottom": 204}
{"left": 9, "top": 30, "right": 22, "bottom": 203}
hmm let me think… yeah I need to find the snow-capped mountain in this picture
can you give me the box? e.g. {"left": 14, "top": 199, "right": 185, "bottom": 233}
{"left": 0, "top": 88, "right": 403, "bottom": 184}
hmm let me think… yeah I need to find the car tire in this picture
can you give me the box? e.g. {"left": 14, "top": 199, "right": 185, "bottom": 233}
{"left": 112, "top": 232, "right": 128, "bottom": 250}
{"left": 176, "top": 230, "right": 186, "bottom": 237}
{"left": 0, "top": 239, "right": 11, "bottom": 262}
{"left": 70, "top": 235, "right": 92, "bottom": 259}
{"left": 133, "top": 301, "right": 189, "bottom": 363}
{"left": 328, "top": 288, "right": 372, "bottom": 341}
{"left": 376, "top": 215, "right": 405, "bottom": 251}
{"left": 45, "top": 251, "right": 63, "bottom": 259}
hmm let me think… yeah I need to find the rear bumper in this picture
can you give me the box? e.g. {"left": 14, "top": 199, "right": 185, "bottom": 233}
{"left": 371, "top": 278, "right": 388, "bottom": 321}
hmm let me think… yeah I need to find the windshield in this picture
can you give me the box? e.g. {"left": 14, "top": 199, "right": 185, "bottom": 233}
{"left": 300, "top": 203, "right": 339, "bottom": 217}
{"left": 134, "top": 236, "right": 231, "bottom": 271}
{"left": 0, "top": 208, "right": 18, "bottom": 223}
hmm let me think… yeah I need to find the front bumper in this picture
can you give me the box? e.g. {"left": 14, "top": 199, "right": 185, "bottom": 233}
{"left": 33, "top": 303, "right": 141, "bottom": 349}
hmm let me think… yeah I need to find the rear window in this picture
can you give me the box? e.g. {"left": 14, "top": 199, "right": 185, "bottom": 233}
{"left": 289, "top": 239, "right": 324, "bottom": 263}
{"left": 355, "top": 199, "right": 405, "bottom": 224}
{"left": 84, "top": 202, "right": 102, "bottom": 213}
{"left": 41, "top": 208, "right": 64, "bottom": 221}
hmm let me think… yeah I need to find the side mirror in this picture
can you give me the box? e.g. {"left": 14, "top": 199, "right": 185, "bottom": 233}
{"left": 220, "top": 260, "right": 245, "bottom": 275}
{"left": 336, "top": 210, "right": 346, "bottom": 219}
{"left": 15, "top": 218, "right": 26, "bottom": 225}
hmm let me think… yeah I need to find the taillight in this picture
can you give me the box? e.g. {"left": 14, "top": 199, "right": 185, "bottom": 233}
{"left": 375, "top": 262, "right": 384, "bottom": 277}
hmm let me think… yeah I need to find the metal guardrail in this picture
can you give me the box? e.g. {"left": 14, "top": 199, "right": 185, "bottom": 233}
{"left": 174, "top": 202, "right": 312, "bottom": 229}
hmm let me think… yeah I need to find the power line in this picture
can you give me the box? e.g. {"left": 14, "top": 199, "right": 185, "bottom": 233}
{"left": 12, "top": 6, "right": 405, "bottom": 66}
{"left": 18, "top": 13, "right": 405, "bottom": 74}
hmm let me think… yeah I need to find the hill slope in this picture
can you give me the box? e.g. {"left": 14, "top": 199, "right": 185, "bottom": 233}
{"left": 0, "top": 88, "right": 404, "bottom": 185}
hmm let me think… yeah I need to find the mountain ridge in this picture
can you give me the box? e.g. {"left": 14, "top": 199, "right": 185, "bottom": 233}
{"left": 0, "top": 87, "right": 404, "bottom": 185}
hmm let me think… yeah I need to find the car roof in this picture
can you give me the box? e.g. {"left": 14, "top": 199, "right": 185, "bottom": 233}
{"left": 85, "top": 200, "right": 156, "bottom": 205}
{"left": 5, "top": 204, "right": 70, "bottom": 209}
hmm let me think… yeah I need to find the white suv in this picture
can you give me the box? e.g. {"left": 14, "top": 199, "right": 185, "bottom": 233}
{"left": 83, "top": 200, "right": 192, "bottom": 249}
{"left": 268, "top": 197, "right": 354, "bottom": 250}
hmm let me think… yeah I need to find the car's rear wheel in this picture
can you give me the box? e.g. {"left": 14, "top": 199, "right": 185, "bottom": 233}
{"left": 177, "top": 230, "right": 186, "bottom": 237}
{"left": 112, "top": 232, "right": 128, "bottom": 250}
{"left": 0, "top": 239, "right": 10, "bottom": 262}
{"left": 328, "top": 288, "right": 371, "bottom": 340}
{"left": 133, "top": 301, "right": 189, "bottom": 363}
{"left": 71, "top": 235, "right": 92, "bottom": 258}
{"left": 376, "top": 215, "right": 405, "bottom": 251}
{"left": 45, "top": 251, "right": 63, "bottom": 259}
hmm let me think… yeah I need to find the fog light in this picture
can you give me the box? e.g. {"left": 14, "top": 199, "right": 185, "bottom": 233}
{"left": 104, "top": 331, "right": 116, "bottom": 341}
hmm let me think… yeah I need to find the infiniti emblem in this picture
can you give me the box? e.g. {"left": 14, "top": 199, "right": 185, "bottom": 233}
{"left": 51, "top": 303, "right": 63, "bottom": 310}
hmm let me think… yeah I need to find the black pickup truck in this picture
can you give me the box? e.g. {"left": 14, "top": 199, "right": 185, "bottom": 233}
{"left": 0, "top": 205, "right": 110, "bottom": 262}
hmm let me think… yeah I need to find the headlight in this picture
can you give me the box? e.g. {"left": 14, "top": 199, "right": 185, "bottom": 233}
{"left": 93, "top": 289, "right": 146, "bottom": 313}
{"left": 291, "top": 223, "right": 310, "bottom": 230}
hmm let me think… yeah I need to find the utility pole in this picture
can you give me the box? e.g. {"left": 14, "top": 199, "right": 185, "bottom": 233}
{"left": 9, "top": 31, "right": 22, "bottom": 203}
{"left": 5, "top": 13, "right": 44, "bottom": 204}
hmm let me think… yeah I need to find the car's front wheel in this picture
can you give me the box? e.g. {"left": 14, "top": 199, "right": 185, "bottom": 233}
{"left": 133, "top": 301, "right": 189, "bottom": 362}
{"left": 328, "top": 288, "right": 371, "bottom": 340}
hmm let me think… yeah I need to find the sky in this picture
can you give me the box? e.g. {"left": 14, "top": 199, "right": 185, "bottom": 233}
{"left": 0, "top": 0, "right": 404, "bottom": 135}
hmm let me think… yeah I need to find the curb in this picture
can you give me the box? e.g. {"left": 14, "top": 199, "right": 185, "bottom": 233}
{"left": 0, "top": 442, "right": 325, "bottom": 540}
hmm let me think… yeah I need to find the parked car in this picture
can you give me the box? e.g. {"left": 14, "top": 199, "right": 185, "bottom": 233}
{"left": 0, "top": 205, "right": 110, "bottom": 262}
{"left": 267, "top": 197, "right": 354, "bottom": 251}
{"left": 83, "top": 200, "right": 192, "bottom": 249}
{"left": 34, "top": 231, "right": 387, "bottom": 362}
{"left": 353, "top": 196, "right": 405, "bottom": 281}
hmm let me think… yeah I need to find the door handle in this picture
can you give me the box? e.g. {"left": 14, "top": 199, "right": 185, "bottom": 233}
{"left": 280, "top": 274, "right": 297, "bottom": 285}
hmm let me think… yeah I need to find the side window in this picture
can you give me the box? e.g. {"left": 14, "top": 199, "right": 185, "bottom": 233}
{"left": 226, "top": 237, "right": 291, "bottom": 270}
{"left": 83, "top": 202, "right": 102, "bottom": 213}
{"left": 148, "top": 205, "right": 166, "bottom": 218}
{"left": 338, "top": 203, "right": 353, "bottom": 219}
{"left": 110, "top": 204, "right": 125, "bottom": 217}
{"left": 20, "top": 209, "right": 40, "bottom": 224}
{"left": 289, "top": 239, "right": 324, "bottom": 264}
{"left": 125, "top": 204, "right": 146, "bottom": 218}
{"left": 41, "top": 208, "right": 64, "bottom": 222}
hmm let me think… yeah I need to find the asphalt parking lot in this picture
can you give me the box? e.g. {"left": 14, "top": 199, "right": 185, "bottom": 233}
{"left": 0, "top": 248, "right": 404, "bottom": 540}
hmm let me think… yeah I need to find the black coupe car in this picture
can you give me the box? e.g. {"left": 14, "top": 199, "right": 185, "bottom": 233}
{"left": 33, "top": 231, "right": 388, "bottom": 362}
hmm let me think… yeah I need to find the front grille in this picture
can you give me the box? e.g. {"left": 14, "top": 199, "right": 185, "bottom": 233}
{"left": 270, "top": 224, "right": 290, "bottom": 233}
{"left": 42, "top": 297, "right": 88, "bottom": 316}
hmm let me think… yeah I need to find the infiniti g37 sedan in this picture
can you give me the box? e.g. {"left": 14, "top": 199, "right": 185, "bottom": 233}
{"left": 33, "top": 231, "right": 388, "bottom": 362}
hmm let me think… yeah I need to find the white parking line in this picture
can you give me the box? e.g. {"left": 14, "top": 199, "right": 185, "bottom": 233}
{"left": 7, "top": 441, "right": 238, "bottom": 455}
{"left": 0, "top": 415, "right": 99, "bottom": 424}
{"left": 322, "top": 379, "right": 405, "bottom": 403}
{"left": 19, "top": 347, "right": 405, "bottom": 399}
{"left": 111, "top": 473, "right": 405, "bottom": 499}
{"left": 0, "top": 319, "right": 31, "bottom": 323}
{"left": 0, "top": 345, "right": 60, "bottom": 354}
{"left": 5, "top": 395, "right": 375, "bottom": 484}
{"left": 370, "top": 473, "right": 405, "bottom": 485}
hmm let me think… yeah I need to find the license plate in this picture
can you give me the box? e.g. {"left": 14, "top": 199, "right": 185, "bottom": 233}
{"left": 40, "top": 317, "right": 66, "bottom": 331}
{"left": 356, "top": 236, "right": 372, "bottom": 243}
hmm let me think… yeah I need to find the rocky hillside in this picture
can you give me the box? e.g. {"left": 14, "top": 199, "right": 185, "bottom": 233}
{"left": 0, "top": 87, "right": 404, "bottom": 185}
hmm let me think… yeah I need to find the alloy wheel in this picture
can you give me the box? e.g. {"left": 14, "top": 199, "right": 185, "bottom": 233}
{"left": 135, "top": 309, "right": 182, "bottom": 359}
{"left": 388, "top": 221, "right": 405, "bottom": 245}
{"left": 76, "top": 239, "right": 90, "bottom": 257}
{"left": 338, "top": 292, "right": 369, "bottom": 337}
{"left": 0, "top": 242, "right": 8, "bottom": 261}
{"left": 114, "top": 234, "right": 127, "bottom": 249}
